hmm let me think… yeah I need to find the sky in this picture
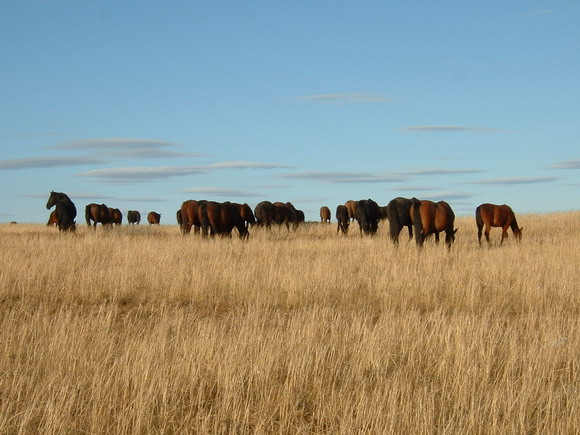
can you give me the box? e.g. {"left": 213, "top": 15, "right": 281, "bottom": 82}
{"left": 1, "top": 1, "right": 579, "bottom": 224}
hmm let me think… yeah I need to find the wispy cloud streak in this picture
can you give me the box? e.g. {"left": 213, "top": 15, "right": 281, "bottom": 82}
{"left": 0, "top": 156, "right": 103, "bottom": 170}
{"left": 398, "top": 125, "right": 513, "bottom": 133}
{"left": 469, "top": 177, "right": 557, "bottom": 185}
{"left": 178, "top": 187, "right": 260, "bottom": 197}
{"left": 281, "top": 171, "right": 406, "bottom": 183}
{"left": 297, "top": 93, "right": 392, "bottom": 104}
{"left": 549, "top": 159, "right": 580, "bottom": 169}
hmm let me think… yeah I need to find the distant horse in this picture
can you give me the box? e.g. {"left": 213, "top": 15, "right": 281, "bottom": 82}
{"left": 147, "top": 211, "right": 161, "bottom": 225}
{"left": 410, "top": 199, "right": 457, "bottom": 249}
{"left": 336, "top": 205, "right": 350, "bottom": 235}
{"left": 232, "top": 202, "right": 256, "bottom": 229}
{"left": 86, "top": 203, "right": 112, "bottom": 229}
{"left": 273, "top": 202, "right": 299, "bottom": 231}
{"left": 355, "top": 199, "right": 381, "bottom": 236}
{"left": 108, "top": 207, "right": 122, "bottom": 226}
{"left": 254, "top": 201, "right": 275, "bottom": 228}
{"left": 320, "top": 206, "right": 331, "bottom": 223}
{"left": 200, "top": 201, "right": 248, "bottom": 239}
{"left": 386, "top": 197, "right": 414, "bottom": 245}
{"left": 295, "top": 209, "right": 305, "bottom": 225}
{"left": 476, "top": 203, "right": 522, "bottom": 246}
{"left": 180, "top": 200, "right": 206, "bottom": 235}
{"left": 379, "top": 206, "right": 389, "bottom": 221}
{"left": 46, "top": 210, "right": 58, "bottom": 226}
{"left": 46, "top": 191, "right": 76, "bottom": 232}
{"left": 345, "top": 200, "right": 357, "bottom": 222}
{"left": 127, "top": 210, "right": 141, "bottom": 225}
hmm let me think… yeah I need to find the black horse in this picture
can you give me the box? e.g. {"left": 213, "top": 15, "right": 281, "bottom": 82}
{"left": 355, "top": 199, "right": 381, "bottom": 236}
{"left": 386, "top": 197, "right": 415, "bottom": 244}
{"left": 46, "top": 191, "right": 77, "bottom": 232}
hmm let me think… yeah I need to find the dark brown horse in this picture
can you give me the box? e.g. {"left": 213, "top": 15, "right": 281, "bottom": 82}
{"left": 336, "top": 205, "right": 349, "bottom": 235}
{"left": 147, "top": 211, "right": 161, "bottom": 225}
{"left": 127, "top": 210, "right": 141, "bottom": 225}
{"left": 200, "top": 201, "right": 248, "bottom": 239}
{"left": 355, "top": 199, "right": 381, "bottom": 236}
{"left": 254, "top": 201, "right": 275, "bottom": 228}
{"left": 46, "top": 191, "right": 77, "bottom": 232}
{"left": 273, "top": 201, "right": 298, "bottom": 230}
{"left": 232, "top": 202, "right": 256, "bottom": 229}
{"left": 86, "top": 204, "right": 112, "bottom": 229}
{"left": 108, "top": 207, "right": 122, "bottom": 226}
{"left": 410, "top": 199, "right": 457, "bottom": 249}
{"left": 320, "top": 206, "right": 331, "bottom": 223}
{"left": 180, "top": 200, "right": 205, "bottom": 235}
{"left": 386, "top": 197, "right": 414, "bottom": 245}
{"left": 476, "top": 203, "right": 522, "bottom": 246}
{"left": 46, "top": 210, "right": 58, "bottom": 226}
{"left": 345, "top": 200, "right": 357, "bottom": 222}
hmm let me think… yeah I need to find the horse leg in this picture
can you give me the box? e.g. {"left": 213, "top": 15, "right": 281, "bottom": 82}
{"left": 434, "top": 232, "right": 440, "bottom": 244}
{"left": 500, "top": 224, "right": 509, "bottom": 245}
{"left": 407, "top": 224, "right": 413, "bottom": 240}
{"left": 484, "top": 224, "right": 491, "bottom": 246}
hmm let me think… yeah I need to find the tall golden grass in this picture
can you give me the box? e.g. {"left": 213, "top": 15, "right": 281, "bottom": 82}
{"left": 0, "top": 213, "right": 578, "bottom": 433}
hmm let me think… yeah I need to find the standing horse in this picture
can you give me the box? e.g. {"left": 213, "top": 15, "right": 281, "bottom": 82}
{"left": 108, "top": 207, "right": 123, "bottom": 226}
{"left": 345, "top": 200, "right": 357, "bottom": 222}
{"left": 355, "top": 199, "right": 381, "bottom": 236}
{"left": 320, "top": 206, "right": 331, "bottom": 223}
{"left": 254, "top": 201, "right": 275, "bottom": 228}
{"left": 232, "top": 202, "right": 256, "bottom": 229}
{"left": 200, "top": 201, "right": 248, "bottom": 239}
{"left": 147, "top": 212, "right": 161, "bottom": 225}
{"left": 410, "top": 199, "right": 457, "bottom": 249}
{"left": 46, "top": 191, "right": 77, "bottom": 232}
{"left": 336, "top": 205, "right": 350, "bottom": 235}
{"left": 386, "top": 197, "right": 414, "bottom": 245}
{"left": 86, "top": 204, "right": 112, "bottom": 229}
{"left": 180, "top": 200, "right": 206, "bottom": 235}
{"left": 476, "top": 203, "right": 522, "bottom": 246}
{"left": 127, "top": 210, "right": 141, "bottom": 225}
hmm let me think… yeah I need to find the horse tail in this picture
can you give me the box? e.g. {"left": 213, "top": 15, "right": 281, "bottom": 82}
{"left": 85, "top": 205, "right": 92, "bottom": 226}
{"left": 475, "top": 205, "right": 483, "bottom": 231}
{"left": 200, "top": 201, "right": 210, "bottom": 238}
{"left": 412, "top": 199, "right": 424, "bottom": 247}
{"left": 386, "top": 200, "right": 400, "bottom": 243}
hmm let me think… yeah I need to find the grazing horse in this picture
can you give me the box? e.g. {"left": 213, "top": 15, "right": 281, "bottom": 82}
{"left": 232, "top": 202, "right": 256, "bottom": 229}
{"left": 46, "top": 210, "right": 58, "bottom": 226}
{"left": 355, "top": 199, "right": 381, "bottom": 236}
{"left": 336, "top": 205, "right": 350, "bottom": 235}
{"left": 476, "top": 203, "right": 522, "bottom": 246}
{"left": 46, "top": 191, "right": 77, "bottom": 232}
{"left": 200, "top": 201, "right": 248, "bottom": 239}
{"left": 147, "top": 211, "right": 161, "bottom": 225}
{"left": 180, "top": 200, "right": 206, "bottom": 235}
{"left": 410, "top": 199, "right": 457, "bottom": 249}
{"left": 255, "top": 201, "right": 275, "bottom": 228}
{"left": 386, "top": 197, "right": 414, "bottom": 245}
{"left": 127, "top": 210, "right": 141, "bottom": 225}
{"left": 108, "top": 207, "right": 122, "bottom": 226}
{"left": 273, "top": 202, "right": 299, "bottom": 230}
{"left": 296, "top": 209, "right": 305, "bottom": 225}
{"left": 86, "top": 203, "right": 112, "bottom": 229}
{"left": 320, "top": 206, "right": 331, "bottom": 223}
{"left": 345, "top": 200, "right": 357, "bottom": 222}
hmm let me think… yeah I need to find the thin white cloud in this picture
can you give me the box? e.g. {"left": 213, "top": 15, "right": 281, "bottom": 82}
{"left": 469, "top": 176, "right": 557, "bottom": 185}
{"left": 0, "top": 156, "right": 103, "bottom": 170}
{"left": 405, "top": 168, "right": 485, "bottom": 176}
{"left": 397, "top": 125, "right": 513, "bottom": 133}
{"left": 204, "top": 161, "right": 291, "bottom": 170}
{"left": 394, "top": 185, "right": 439, "bottom": 192}
{"left": 549, "top": 159, "right": 580, "bottom": 169}
{"left": 77, "top": 166, "right": 206, "bottom": 182}
{"left": 419, "top": 191, "right": 473, "bottom": 201}
{"left": 52, "top": 137, "right": 179, "bottom": 150}
{"left": 297, "top": 93, "right": 392, "bottom": 104}
{"left": 178, "top": 187, "right": 260, "bottom": 197}
{"left": 281, "top": 171, "right": 406, "bottom": 183}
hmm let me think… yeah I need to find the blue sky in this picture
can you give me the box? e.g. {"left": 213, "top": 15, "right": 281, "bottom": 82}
{"left": 1, "top": 1, "right": 579, "bottom": 223}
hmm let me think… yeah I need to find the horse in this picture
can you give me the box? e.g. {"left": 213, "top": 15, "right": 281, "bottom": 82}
{"left": 355, "top": 199, "right": 381, "bottom": 236}
{"left": 254, "top": 201, "right": 275, "bottom": 228}
{"left": 86, "top": 203, "right": 112, "bottom": 229}
{"left": 200, "top": 201, "right": 248, "bottom": 239}
{"left": 320, "top": 206, "right": 331, "bottom": 223}
{"left": 476, "top": 203, "right": 522, "bottom": 246}
{"left": 46, "top": 191, "right": 77, "bottom": 232}
{"left": 296, "top": 209, "right": 305, "bottom": 225}
{"left": 336, "top": 204, "right": 350, "bottom": 235}
{"left": 127, "top": 210, "right": 141, "bottom": 225}
{"left": 147, "top": 211, "right": 161, "bottom": 225}
{"left": 176, "top": 209, "right": 183, "bottom": 228}
{"left": 46, "top": 210, "right": 58, "bottom": 226}
{"left": 410, "top": 199, "right": 457, "bottom": 249}
{"left": 180, "top": 200, "right": 206, "bottom": 235}
{"left": 232, "top": 202, "right": 256, "bottom": 229}
{"left": 386, "top": 197, "right": 414, "bottom": 245}
{"left": 273, "top": 202, "right": 299, "bottom": 231}
{"left": 108, "top": 207, "right": 123, "bottom": 226}
{"left": 345, "top": 200, "right": 357, "bottom": 222}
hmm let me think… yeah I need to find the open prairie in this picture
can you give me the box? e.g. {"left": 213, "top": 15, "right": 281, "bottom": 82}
{"left": 1, "top": 213, "right": 579, "bottom": 433}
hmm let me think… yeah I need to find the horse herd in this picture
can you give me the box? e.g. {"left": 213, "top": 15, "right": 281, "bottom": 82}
{"left": 45, "top": 191, "right": 523, "bottom": 248}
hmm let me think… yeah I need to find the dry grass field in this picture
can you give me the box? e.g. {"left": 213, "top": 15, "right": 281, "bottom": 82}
{"left": 0, "top": 212, "right": 579, "bottom": 433}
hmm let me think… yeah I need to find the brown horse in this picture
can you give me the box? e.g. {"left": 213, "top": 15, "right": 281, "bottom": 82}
{"left": 180, "top": 200, "right": 205, "bottom": 235}
{"left": 476, "top": 203, "right": 522, "bottom": 246}
{"left": 147, "top": 211, "right": 161, "bottom": 225}
{"left": 386, "top": 197, "right": 414, "bottom": 245}
{"left": 273, "top": 202, "right": 298, "bottom": 231}
{"left": 410, "top": 199, "right": 457, "bottom": 249}
{"left": 345, "top": 200, "right": 357, "bottom": 222}
{"left": 46, "top": 210, "right": 58, "bottom": 226}
{"left": 108, "top": 207, "right": 122, "bottom": 226}
{"left": 232, "top": 202, "right": 256, "bottom": 229}
{"left": 320, "top": 206, "right": 331, "bottom": 223}
{"left": 127, "top": 210, "right": 141, "bottom": 225}
{"left": 200, "top": 201, "right": 248, "bottom": 239}
{"left": 335, "top": 205, "right": 349, "bottom": 234}
{"left": 46, "top": 191, "right": 77, "bottom": 232}
{"left": 254, "top": 201, "right": 275, "bottom": 228}
{"left": 86, "top": 203, "right": 112, "bottom": 229}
